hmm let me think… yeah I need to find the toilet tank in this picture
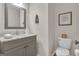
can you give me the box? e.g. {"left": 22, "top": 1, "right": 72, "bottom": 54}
{"left": 58, "top": 38, "right": 72, "bottom": 49}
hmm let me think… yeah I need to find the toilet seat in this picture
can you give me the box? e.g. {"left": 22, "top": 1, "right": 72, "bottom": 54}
{"left": 56, "top": 47, "right": 69, "bottom": 56}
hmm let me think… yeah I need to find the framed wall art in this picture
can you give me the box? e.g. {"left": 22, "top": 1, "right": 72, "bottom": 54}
{"left": 58, "top": 12, "right": 72, "bottom": 26}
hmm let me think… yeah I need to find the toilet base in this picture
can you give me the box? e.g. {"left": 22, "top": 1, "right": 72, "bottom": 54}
{"left": 53, "top": 53, "right": 56, "bottom": 56}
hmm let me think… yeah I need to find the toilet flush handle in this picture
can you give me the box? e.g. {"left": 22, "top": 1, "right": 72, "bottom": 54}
{"left": 75, "top": 40, "right": 79, "bottom": 45}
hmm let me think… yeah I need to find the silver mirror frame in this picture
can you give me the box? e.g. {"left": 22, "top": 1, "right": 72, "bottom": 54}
{"left": 5, "top": 3, "right": 26, "bottom": 29}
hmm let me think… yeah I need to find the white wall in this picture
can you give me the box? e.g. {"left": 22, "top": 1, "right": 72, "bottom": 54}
{"left": 29, "top": 3, "right": 49, "bottom": 56}
{"left": 54, "top": 3, "right": 79, "bottom": 55}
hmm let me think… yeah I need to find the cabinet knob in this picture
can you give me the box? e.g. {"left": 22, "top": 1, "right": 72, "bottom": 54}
{"left": 24, "top": 45, "right": 29, "bottom": 48}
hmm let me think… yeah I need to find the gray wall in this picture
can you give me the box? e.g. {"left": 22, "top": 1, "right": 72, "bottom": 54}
{"left": 48, "top": 3, "right": 55, "bottom": 55}
{"left": 54, "top": 3, "right": 79, "bottom": 55}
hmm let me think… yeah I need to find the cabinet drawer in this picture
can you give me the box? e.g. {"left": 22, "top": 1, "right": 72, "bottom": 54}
{"left": 3, "top": 44, "right": 26, "bottom": 56}
{"left": 2, "top": 39, "right": 36, "bottom": 56}
{"left": 1, "top": 37, "right": 35, "bottom": 51}
{"left": 24, "top": 40, "right": 37, "bottom": 56}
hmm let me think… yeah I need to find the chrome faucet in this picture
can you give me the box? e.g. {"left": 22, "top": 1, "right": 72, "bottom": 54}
{"left": 15, "top": 30, "right": 19, "bottom": 35}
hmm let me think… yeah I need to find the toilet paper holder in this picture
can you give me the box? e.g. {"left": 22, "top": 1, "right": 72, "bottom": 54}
{"left": 75, "top": 40, "right": 79, "bottom": 45}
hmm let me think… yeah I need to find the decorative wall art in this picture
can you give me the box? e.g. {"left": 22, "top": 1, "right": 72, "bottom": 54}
{"left": 35, "top": 14, "right": 39, "bottom": 24}
{"left": 58, "top": 12, "right": 72, "bottom": 26}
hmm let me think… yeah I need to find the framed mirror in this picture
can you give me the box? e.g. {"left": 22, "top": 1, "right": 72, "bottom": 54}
{"left": 5, "top": 3, "right": 26, "bottom": 29}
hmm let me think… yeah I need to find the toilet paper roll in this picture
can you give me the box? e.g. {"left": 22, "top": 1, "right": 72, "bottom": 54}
{"left": 75, "top": 49, "right": 79, "bottom": 56}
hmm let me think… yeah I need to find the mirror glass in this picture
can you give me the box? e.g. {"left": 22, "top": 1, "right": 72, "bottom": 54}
{"left": 5, "top": 3, "right": 26, "bottom": 29}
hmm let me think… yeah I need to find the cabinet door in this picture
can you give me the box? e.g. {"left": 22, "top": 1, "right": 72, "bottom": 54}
{"left": 4, "top": 45, "right": 25, "bottom": 56}
{"left": 24, "top": 40, "right": 37, "bottom": 56}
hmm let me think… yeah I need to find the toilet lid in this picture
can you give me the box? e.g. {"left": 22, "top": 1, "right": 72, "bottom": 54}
{"left": 56, "top": 47, "right": 69, "bottom": 56}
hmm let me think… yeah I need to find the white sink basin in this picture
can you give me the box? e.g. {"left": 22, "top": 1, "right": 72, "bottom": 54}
{"left": 4, "top": 34, "right": 13, "bottom": 39}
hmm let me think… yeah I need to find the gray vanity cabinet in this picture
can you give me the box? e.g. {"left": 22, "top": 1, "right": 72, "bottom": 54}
{"left": 4, "top": 44, "right": 25, "bottom": 56}
{"left": 0, "top": 35, "right": 37, "bottom": 56}
{"left": 24, "top": 40, "right": 36, "bottom": 56}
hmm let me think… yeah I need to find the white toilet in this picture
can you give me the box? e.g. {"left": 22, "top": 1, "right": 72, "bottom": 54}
{"left": 56, "top": 38, "right": 72, "bottom": 56}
